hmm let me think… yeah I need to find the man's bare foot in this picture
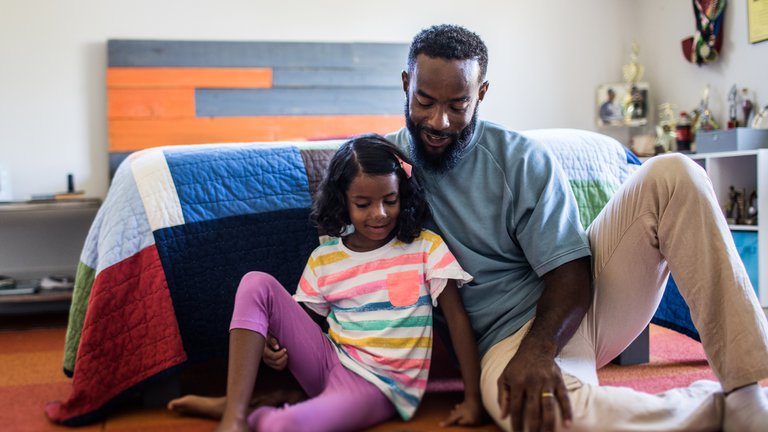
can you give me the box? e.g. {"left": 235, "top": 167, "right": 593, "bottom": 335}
{"left": 167, "top": 395, "right": 226, "bottom": 419}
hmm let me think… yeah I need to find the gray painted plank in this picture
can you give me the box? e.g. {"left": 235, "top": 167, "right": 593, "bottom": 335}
{"left": 108, "top": 40, "right": 408, "bottom": 69}
{"left": 272, "top": 67, "right": 402, "bottom": 88}
{"left": 195, "top": 88, "right": 403, "bottom": 116}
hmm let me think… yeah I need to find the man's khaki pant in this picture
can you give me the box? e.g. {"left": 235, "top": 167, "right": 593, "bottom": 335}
{"left": 481, "top": 154, "right": 768, "bottom": 432}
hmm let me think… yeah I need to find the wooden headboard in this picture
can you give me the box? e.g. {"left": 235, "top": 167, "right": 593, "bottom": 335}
{"left": 107, "top": 40, "right": 407, "bottom": 175}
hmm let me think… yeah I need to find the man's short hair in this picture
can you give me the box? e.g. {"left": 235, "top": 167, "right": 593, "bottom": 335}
{"left": 407, "top": 24, "right": 488, "bottom": 82}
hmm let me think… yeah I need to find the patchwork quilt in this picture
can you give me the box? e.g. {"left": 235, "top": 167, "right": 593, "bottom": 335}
{"left": 46, "top": 140, "right": 342, "bottom": 425}
{"left": 46, "top": 130, "right": 695, "bottom": 426}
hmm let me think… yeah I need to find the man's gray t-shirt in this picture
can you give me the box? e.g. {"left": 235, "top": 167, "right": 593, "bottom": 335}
{"left": 388, "top": 120, "right": 591, "bottom": 356}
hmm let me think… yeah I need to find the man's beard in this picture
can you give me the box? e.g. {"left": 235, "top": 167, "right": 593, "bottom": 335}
{"left": 405, "top": 99, "right": 479, "bottom": 173}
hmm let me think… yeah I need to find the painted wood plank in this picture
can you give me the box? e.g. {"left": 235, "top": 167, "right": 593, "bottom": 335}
{"left": 108, "top": 116, "right": 404, "bottom": 152}
{"left": 109, "top": 153, "right": 131, "bottom": 179}
{"left": 195, "top": 88, "right": 403, "bottom": 116}
{"left": 108, "top": 88, "right": 195, "bottom": 119}
{"left": 108, "top": 40, "right": 408, "bottom": 69}
{"left": 107, "top": 67, "right": 272, "bottom": 88}
{"left": 272, "top": 68, "right": 401, "bottom": 88}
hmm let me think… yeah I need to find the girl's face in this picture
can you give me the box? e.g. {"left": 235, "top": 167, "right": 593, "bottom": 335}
{"left": 344, "top": 172, "right": 400, "bottom": 252}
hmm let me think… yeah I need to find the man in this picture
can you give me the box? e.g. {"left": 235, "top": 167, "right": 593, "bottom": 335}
{"left": 386, "top": 24, "right": 768, "bottom": 432}
{"left": 599, "top": 88, "right": 621, "bottom": 124}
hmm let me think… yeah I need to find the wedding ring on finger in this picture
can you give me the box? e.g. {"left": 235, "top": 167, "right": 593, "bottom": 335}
{"left": 541, "top": 391, "right": 555, "bottom": 399}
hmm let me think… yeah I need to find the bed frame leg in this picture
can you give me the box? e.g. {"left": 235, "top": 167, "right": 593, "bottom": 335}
{"left": 611, "top": 325, "right": 650, "bottom": 366}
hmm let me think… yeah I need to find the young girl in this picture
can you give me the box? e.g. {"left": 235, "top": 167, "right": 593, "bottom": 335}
{"left": 169, "top": 134, "right": 484, "bottom": 431}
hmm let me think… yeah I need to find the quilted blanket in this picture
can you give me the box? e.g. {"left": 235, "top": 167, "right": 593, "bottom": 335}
{"left": 46, "top": 130, "right": 694, "bottom": 426}
{"left": 46, "top": 140, "right": 343, "bottom": 425}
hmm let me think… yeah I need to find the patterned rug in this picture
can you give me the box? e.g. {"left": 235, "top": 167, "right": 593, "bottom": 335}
{"left": 1, "top": 323, "right": 764, "bottom": 432}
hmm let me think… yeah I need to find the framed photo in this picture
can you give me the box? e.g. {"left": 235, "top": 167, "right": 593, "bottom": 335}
{"left": 596, "top": 82, "right": 649, "bottom": 128}
{"left": 748, "top": 0, "right": 768, "bottom": 44}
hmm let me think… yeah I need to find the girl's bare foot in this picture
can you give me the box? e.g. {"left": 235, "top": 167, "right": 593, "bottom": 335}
{"left": 167, "top": 389, "right": 306, "bottom": 419}
{"left": 215, "top": 415, "right": 249, "bottom": 432}
{"left": 167, "top": 395, "right": 226, "bottom": 419}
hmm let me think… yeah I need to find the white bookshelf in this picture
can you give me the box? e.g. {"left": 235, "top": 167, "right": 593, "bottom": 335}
{"left": 688, "top": 149, "right": 767, "bottom": 306}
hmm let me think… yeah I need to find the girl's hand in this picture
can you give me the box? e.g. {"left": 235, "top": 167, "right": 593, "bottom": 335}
{"left": 440, "top": 398, "right": 487, "bottom": 427}
{"left": 262, "top": 334, "right": 288, "bottom": 371}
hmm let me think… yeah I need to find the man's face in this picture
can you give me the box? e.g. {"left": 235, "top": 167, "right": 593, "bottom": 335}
{"left": 402, "top": 55, "right": 488, "bottom": 172}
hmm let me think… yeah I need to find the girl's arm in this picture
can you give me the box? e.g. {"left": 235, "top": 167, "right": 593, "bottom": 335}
{"left": 437, "top": 279, "right": 487, "bottom": 427}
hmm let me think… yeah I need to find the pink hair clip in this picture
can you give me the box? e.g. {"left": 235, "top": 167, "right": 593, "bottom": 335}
{"left": 396, "top": 156, "right": 413, "bottom": 178}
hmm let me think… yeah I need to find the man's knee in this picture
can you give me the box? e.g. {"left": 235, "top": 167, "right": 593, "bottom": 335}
{"left": 643, "top": 153, "right": 706, "bottom": 189}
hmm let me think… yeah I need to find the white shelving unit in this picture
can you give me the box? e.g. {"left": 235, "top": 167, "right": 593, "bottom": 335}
{"left": 688, "top": 149, "right": 767, "bottom": 306}
{"left": 0, "top": 199, "right": 99, "bottom": 314}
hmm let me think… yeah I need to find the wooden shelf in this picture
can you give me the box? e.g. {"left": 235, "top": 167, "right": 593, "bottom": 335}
{"left": 0, "top": 198, "right": 100, "bottom": 213}
{"left": 0, "top": 290, "right": 72, "bottom": 304}
{"left": 0, "top": 198, "right": 99, "bottom": 315}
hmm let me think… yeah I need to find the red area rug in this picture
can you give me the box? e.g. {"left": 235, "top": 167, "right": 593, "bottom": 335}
{"left": 1, "top": 322, "right": 765, "bottom": 431}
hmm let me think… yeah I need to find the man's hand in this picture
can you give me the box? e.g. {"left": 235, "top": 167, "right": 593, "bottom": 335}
{"left": 497, "top": 348, "right": 572, "bottom": 432}
{"left": 440, "top": 398, "right": 487, "bottom": 428}
{"left": 262, "top": 334, "right": 288, "bottom": 371}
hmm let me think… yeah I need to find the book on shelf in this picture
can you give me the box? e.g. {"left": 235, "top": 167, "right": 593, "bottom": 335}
{"left": 55, "top": 191, "right": 86, "bottom": 200}
{"left": 0, "top": 276, "right": 38, "bottom": 296}
{"left": 28, "top": 191, "right": 86, "bottom": 202}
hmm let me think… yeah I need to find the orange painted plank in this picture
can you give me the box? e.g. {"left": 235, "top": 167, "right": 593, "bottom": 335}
{"left": 107, "top": 67, "right": 273, "bottom": 88}
{"left": 108, "top": 88, "right": 195, "bottom": 119}
{"left": 108, "top": 116, "right": 405, "bottom": 152}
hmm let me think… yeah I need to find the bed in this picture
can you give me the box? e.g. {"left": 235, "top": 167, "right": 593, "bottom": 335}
{"left": 45, "top": 129, "right": 704, "bottom": 426}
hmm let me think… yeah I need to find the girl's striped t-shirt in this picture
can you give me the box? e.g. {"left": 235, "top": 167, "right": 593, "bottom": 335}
{"left": 293, "top": 229, "right": 472, "bottom": 420}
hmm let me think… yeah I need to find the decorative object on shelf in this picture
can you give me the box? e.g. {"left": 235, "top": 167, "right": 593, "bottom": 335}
{"left": 656, "top": 103, "right": 678, "bottom": 153}
{"left": 595, "top": 82, "right": 650, "bottom": 128}
{"left": 629, "top": 134, "right": 657, "bottom": 157}
{"left": 622, "top": 41, "right": 644, "bottom": 85}
{"left": 51, "top": 173, "right": 85, "bottom": 201}
{"left": 0, "top": 276, "right": 15, "bottom": 289}
{"left": 727, "top": 84, "right": 739, "bottom": 129}
{"left": 0, "top": 276, "right": 37, "bottom": 296}
{"left": 596, "top": 43, "right": 650, "bottom": 129}
{"left": 40, "top": 275, "right": 75, "bottom": 291}
{"left": 744, "top": 190, "right": 758, "bottom": 226}
{"left": 676, "top": 111, "right": 693, "bottom": 152}
{"left": 725, "top": 187, "right": 758, "bottom": 225}
{"left": 598, "top": 86, "right": 624, "bottom": 126}
{"left": 691, "top": 84, "right": 719, "bottom": 132}
{"left": 753, "top": 105, "right": 768, "bottom": 129}
{"left": 725, "top": 185, "right": 743, "bottom": 224}
{"left": 682, "top": 0, "right": 727, "bottom": 65}
{"left": 742, "top": 88, "right": 754, "bottom": 127}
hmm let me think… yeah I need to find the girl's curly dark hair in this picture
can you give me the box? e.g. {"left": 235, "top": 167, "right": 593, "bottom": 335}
{"left": 312, "top": 134, "right": 430, "bottom": 243}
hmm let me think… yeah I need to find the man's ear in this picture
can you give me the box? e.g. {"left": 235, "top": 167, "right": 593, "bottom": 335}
{"left": 478, "top": 81, "right": 489, "bottom": 102}
{"left": 401, "top": 70, "right": 409, "bottom": 93}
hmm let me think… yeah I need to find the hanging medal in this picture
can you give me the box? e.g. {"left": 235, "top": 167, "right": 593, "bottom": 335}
{"left": 681, "top": 0, "right": 727, "bottom": 65}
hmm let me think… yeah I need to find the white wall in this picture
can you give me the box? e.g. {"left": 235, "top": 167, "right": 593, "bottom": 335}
{"left": 635, "top": 1, "right": 768, "bottom": 130}
{"left": 0, "top": 0, "right": 764, "bottom": 201}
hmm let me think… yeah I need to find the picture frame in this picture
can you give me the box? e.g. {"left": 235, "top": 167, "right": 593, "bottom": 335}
{"left": 748, "top": 0, "right": 768, "bottom": 44}
{"left": 596, "top": 82, "right": 650, "bottom": 128}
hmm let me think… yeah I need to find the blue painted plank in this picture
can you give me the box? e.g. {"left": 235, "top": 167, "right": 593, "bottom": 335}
{"left": 195, "top": 88, "right": 403, "bottom": 116}
{"left": 108, "top": 40, "right": 408, "bottom": 69}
